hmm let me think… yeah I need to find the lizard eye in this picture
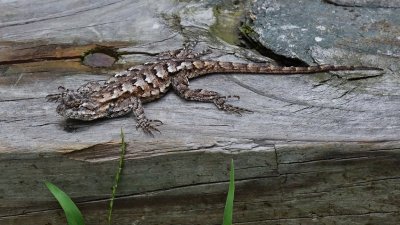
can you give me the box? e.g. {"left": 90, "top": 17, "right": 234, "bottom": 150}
{"left": 81, "top": 102, "right": 97, "bottom": 110}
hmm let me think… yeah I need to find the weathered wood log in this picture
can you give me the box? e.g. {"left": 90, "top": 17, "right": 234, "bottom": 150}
{"left": 1, "top": 0, "right": 399, "bottom": 224}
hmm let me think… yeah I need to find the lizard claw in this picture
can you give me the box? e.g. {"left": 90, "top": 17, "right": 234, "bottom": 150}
{"left": 45, "top": 94, "right": 61, "bottom": 102}
{"left": 224, "top": 95, "right": 240, "bottom": 101}
{"left": 46, "top": 86, "right": 66, "bottom": 102}
{"left": 148, "top": 119, "right": 163, "bottom": 125}
{"left": 136, "top": 119, "right": 163, "bottom": 136}
{"left": 221, "top": 104, "right": 253, "bottom": 116}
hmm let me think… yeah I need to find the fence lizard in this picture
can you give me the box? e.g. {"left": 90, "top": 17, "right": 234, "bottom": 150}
{"left": 46, "top": 47, "right": 381, "bottom": 135}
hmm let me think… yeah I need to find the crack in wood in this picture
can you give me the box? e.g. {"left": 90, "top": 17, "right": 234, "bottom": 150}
{"left": 234, "top": 211, "right": 399, "bottom": 224}
{"left": 0, "top": 55, "right": 80, "bottom": 66}
{"left": 0, "top": 0, "right": 128, "bottom": 29}
{"left": 0, "top": 97, "right": 42, "bottom": 102}
{"left": 228, "top": 76, "right": 366, "bottom": 113}
{"left": 278, "top": 154, "right": 392, "bottom": 165}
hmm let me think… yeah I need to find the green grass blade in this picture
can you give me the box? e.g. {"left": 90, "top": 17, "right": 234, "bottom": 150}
{"left": 222, "top": 159, "right": 235, "bottom": 225}
{"left": 108, "top": 128, "right": 127, "bottom": 225}
{"left": 45, "top": 181, "right": 85, "bottom": 225}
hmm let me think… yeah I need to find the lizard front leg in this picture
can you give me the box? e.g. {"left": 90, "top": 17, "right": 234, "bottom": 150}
{"left": 130, "top": 97, "right": 163, "bottom": 136}
{"left": 171, "top": 74, "right": 252, "bottom": 115}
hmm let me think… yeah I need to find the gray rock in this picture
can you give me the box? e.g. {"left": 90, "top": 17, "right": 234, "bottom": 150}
{"left": 326, "top": 0, "right": 400, "bottom": 8}
{"left": 248, "top": 0, "right": 400, "bottom": 65}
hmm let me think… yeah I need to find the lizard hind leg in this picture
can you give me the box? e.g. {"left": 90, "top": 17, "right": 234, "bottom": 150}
{"left": 157, "top": 41, "right": 212, "bottom": 60}
{"left": 181, "top": 40, "right": 212, "bottom": 59}
{"left": 171, "top": 75, "right": 252, "bottom": 116}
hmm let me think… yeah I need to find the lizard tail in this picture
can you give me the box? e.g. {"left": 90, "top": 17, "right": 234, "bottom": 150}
{"left": 189, "top": 61, "right": 383, "bottom": 78}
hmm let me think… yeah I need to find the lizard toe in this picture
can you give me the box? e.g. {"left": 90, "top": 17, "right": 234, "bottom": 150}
{"left": 214, "top": 97, "right": 252, "bottom": 116}
{"left": 137, "top": 119, "right": 163, "bottom": 136}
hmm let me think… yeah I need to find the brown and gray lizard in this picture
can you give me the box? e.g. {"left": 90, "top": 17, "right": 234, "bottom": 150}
{"left": 46, "top": 48, "right": 381, "bottom": 135}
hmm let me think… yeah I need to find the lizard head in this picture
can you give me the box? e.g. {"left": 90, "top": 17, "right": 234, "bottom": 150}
{"left": 46, "top": 86, "right": 103, "bottom": 121}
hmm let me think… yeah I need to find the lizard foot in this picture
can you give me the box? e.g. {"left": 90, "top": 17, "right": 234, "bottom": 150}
{"left": 45, "top": 94, "right": 61, "bottom": 102}
{"left": 136, "top": 119, "right": 163, "bottom": 136}
{"left": 213, "top": 97, "right": 253, "bottom": 116}
{"left": 46, "top": 86, "right": 66, "bottom": 102}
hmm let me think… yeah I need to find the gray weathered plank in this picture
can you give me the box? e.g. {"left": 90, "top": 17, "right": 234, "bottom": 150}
{"left": 0, "top": 0, "right": 399, "bottom": 224}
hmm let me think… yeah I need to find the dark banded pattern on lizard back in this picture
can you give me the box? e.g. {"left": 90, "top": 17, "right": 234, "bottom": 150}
{"left": 92, "top": 62, "right": 173, "bottom": 104}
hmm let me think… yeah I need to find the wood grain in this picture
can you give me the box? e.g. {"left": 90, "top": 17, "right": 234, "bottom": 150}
{"left": 0, "top": 0, "right": 399, "bottom": 224}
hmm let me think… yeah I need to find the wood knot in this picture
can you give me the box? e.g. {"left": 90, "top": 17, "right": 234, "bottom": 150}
{"left": 82, "top": 46, "right": 119, "bottom": 68}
